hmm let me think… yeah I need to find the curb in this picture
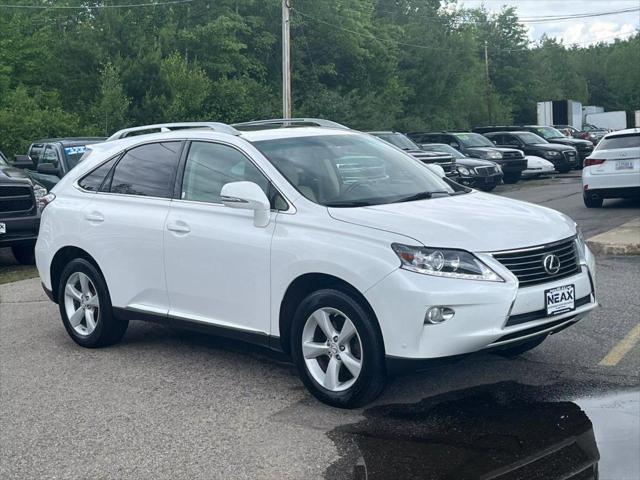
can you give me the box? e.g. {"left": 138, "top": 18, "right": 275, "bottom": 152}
{"left": 587, "top": 218, "right": 640, "bottom": 256}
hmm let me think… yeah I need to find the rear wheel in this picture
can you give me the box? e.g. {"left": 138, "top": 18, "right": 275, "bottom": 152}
{"left": 58, "top": 258, "right": 128, "bottom": 348}
{"left": 291, "top": 289, "right": 386, "bottom": 408}
{"left": 493, "top": 335, "right": 547, "bottom": 358}
{"left": 583, "top": 193, "right": 603, "bottom": 208}
{"left": 11, "top": 245, "right": 35, "bottom": 265}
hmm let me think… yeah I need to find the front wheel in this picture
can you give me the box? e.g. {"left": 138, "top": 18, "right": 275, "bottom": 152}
{"left": 58, "top": 258, "right": 128, "bottom": 348}
{"left": 291, "top": 289, "right": 387, "bottom": 408}
{"left": 11, "top": 245, "right": 35, "bottom": 265}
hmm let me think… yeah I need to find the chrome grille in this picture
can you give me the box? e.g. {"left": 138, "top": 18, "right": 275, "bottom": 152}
{"left": 564, "top": 150, "right": 577, "bottom": 164}
{"left": 502, "top": 151, "right": 525, "bottom": 160}
{"left": 474, "top": 166, "right": 498, "bottom": 176}
{"left": 492, "top": 238, "right": 580, "bottom": 287}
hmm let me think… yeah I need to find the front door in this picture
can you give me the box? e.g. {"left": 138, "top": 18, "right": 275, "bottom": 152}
{"left": 163, "top": 141, "right": 276, "bottom": 335}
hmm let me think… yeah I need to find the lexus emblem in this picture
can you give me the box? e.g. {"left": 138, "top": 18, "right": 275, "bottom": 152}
{"left": 542, "top": 254, "right": 561, "bottom": 275}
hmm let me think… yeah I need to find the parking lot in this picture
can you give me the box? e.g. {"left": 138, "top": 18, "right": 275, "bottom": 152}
{"left": 1, "top": 172, "right": 639, "bottom": 480}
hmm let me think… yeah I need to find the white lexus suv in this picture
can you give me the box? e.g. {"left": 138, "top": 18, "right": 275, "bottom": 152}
{"left": 35, "top": 119, "right": 598, "bottom": 408}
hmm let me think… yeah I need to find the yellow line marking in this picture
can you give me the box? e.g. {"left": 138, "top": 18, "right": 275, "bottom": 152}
{"left": 599, "top": 323, "right": 640, "bottom": 367}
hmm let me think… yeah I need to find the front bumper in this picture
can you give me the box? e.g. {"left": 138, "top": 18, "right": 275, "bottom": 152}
{"left": 458, "top": 173, "right": 503, "bottom": 189}
{"left": 498, "top": 159, "right": 527, "bottom": 174}
{"left": 365, "top": 248, "right": 597, "bottom": 360}
{"left": 0, "top": 214, "right": 40, "bottom": 248}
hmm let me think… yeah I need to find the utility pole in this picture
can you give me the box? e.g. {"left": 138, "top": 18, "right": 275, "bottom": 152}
{"left": 484, "top": 40, "right": 492, "bottom": 124}
{"left": 282, "top": 0, "right": 291, "bottom": 119}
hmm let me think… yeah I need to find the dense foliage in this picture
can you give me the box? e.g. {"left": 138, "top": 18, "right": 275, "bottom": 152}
{"left": 0, "top": 0, "right": 638, "bottom": 157}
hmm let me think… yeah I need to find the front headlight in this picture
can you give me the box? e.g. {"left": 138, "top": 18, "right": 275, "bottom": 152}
{"left": 486, "top": 151, "right": 503, "bottom": 160}
{"left": 457, "top": 166, "right": 471, "bottom": 175}
{"left": 392, "top": 244, "right": 504, "bottom": 282}
{"left": 543, "top": 151, "right": 561, "bottom": 159}
{"left": 33, "top": 183, "right": 48, "bottom": 212}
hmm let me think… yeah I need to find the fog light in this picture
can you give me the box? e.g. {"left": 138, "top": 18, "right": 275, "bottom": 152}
{"left": 425, "top": 306, "right": 455, "bottom": 324}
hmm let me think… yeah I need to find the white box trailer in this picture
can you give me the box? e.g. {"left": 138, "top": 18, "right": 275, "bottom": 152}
{"left": 537, "top": 101, "right": 553, "bottom": 126}
{"left": 537, "top": 100, "right": 583, "bottom": 128}
{"left": 635, "top": 110, "right": 640, "bottom": 127}
{"left": 585, "top": 111, "right": 627, "bottom": 131}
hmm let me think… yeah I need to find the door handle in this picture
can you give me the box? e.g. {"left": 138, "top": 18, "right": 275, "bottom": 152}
{"left": 167, "top": 221, "right": 191, "bottom": 234}
{"left": 85, "top": 212, "right": 104, "bottom": 223}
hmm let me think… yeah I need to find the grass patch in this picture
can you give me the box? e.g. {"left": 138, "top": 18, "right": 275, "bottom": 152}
{"left": 0, "top": 265, "right": 38, "bottom": 285}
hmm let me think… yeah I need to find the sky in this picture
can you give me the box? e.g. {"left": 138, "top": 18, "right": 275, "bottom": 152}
{"left": 458, "top": 0, "right": 640, "bottom": 46}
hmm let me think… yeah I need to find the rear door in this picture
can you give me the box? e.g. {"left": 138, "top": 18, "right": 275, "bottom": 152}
{"left": 80, "top": 141, "right": 182, "bottom": 312}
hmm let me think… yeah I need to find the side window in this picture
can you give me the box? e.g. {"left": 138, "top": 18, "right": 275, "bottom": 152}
{"left": 181, "top": 142, "right": 271, "bottom": 205}
{"left": 447, "top": 136, "right": 460, "bottom": 148}
{"left": 503, "top": 135, "right": 520, "bottom": 147}
{"left": 29, "top": 144, "right": 44, "bottom": 162}
{"left": 109, "top": 142, "right": 181, "bottom": 198}
{"left": 489, "top": 135, "right": 502, "bottom": 145}
{"left": 78, "top": 156, "right": 118, "bottom": 192}
{"left": 40, "top": 145, "right": 59, "bottom": 166}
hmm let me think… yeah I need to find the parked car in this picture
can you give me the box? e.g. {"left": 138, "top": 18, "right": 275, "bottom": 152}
{"left": 419, "top": 143, "right": 503, "bottom": 191}
{"left": 582, "top": 128, "right": 640, "bottom": 208}
{"left": 523, "top": 156, "right": 556, "bottom": 178}
{"left": 408, "top": 132, "right": 527, "bottom": 183}
{"left": 482, "top": 131, "right": 577, "bottom": 173}
{"left": 36, "top": 120, "right": 597, "bottom": 408}
{"left": 366, "top": 131, "right": 457, "bottom": 177}
{"left": 15, "top": 137, "right": 105, "bottom": 190}
{"left": 473, "top": 126, "right": 593, "bottom": 168}
{"left": 1, "top": 150, "right": 47, "bottom": 264}
{"left": 554, "top": 124, "right": 607, "bottom": 145}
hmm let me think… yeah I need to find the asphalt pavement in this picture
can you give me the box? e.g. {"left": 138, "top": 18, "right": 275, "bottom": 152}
{"left": 1, "top": 172, "right": 639, "bottom": 480}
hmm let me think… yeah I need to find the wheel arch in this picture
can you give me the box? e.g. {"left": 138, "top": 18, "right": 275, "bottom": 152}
{"left": 50, "top": 246, "right": 104, "bottom": 303}
{"left": 278, "top": 273, "right": 382, "bottom": 354}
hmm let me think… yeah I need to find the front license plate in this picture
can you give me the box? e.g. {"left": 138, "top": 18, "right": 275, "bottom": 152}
{"left": 0, "top": 222, "right": 5, "bottom": 235}
{"left": 616, "top": 160, "right": 633, "bottom": 170}
{"left": 545, "top": 285, "right": 575, "bottom": 316}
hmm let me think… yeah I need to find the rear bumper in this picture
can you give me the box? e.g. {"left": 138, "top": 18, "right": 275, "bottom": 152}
{"left": 585, "top": 186, "right": 640, "bottom": 199}
{"left": 0, "top": 215, "right": 40, "bottom": 248}
{"left": 582, "top": 168, "right": 640, "bottom": 196}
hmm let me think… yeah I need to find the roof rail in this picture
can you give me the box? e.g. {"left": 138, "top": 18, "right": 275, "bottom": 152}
{"left": 232, "top": 118, "right": 349, "bottom": 131}
{"left": 107, "top": 122, "right": 240, "bottom": 141}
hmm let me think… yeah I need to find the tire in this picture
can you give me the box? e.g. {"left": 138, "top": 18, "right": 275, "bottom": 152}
{"left": 57, "top": 258, "right": 128, "bottom": 348}
{"left": 11, "top": 245, "right": 35, "bottom": 265}
{"left": 503, "top": 173, "right": 521, "bottom": 184}
{"left": 558, "top": 166, "right": 571, "bottom": 174}
{"left": 583, "top": 193, "right": 603, "bottom": 208}
{"left": 493, "top": 335, "right": 547, "bottom": 358}
{"left": 291, "top": 288, "right": 387, "bottom": 408}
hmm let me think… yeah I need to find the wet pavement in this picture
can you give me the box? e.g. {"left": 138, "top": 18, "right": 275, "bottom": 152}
{"left": 326, "top": 382, "right": 639, "bottom": 480}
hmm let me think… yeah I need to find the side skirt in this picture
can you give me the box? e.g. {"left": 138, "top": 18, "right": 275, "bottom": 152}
{"left": 112, "top": 307, "right": 284, "bottom": 353}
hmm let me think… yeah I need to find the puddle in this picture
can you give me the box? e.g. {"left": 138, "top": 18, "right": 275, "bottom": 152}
{"left": 326, "top": 382, "right": 639, "bottom": 480}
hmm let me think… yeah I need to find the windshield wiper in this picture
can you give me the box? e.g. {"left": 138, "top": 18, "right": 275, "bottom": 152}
{"left": 394, "top": 191, "right": 450, "bottom": 203}
{"left": 325, "top": 200, "right": 374, "bottom": 208}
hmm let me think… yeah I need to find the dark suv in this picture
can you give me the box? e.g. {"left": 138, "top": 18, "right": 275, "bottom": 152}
{"left": 0, "top": 150, "right": 47, "bottom": 264}
{"left": 366, "top": 131, "right": 457, "bottom": 176}
{"left": 483, "top": 131, "right": 577, "bottom": 173}
{"left": 408, "top": 132, "right": 527, "bottom": 183}
{"left": 473, "top": 126, "right": 593, "bottom": 167}
{"left": 14, "top": 137, "right": 105, "bottom": 189}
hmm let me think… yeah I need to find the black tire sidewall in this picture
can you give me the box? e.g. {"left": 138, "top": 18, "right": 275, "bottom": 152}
{"left": 57, "top": 258, "right": 119, "bottom": 348}
{"left": 583, "top": 193, "right": 603, "bottom": 208}
{"left": 290, "top": 289, "right": 386, "bottom": 408}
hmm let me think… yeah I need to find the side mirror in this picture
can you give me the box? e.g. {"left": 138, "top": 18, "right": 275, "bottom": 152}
{"left": 36, "top": 162, "right": 60, "bottom": 176}
{"left": 13, "top": 154, "right": 35, "bottom": 170}
{"left": 449, "top": 142, "right": 459, "bottom": 149}
{"left": 221, "top": 181, "right": 271, "bottom": 228}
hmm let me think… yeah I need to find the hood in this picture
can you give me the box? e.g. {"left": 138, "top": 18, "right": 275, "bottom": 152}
{"left": 328, "top": 192, "right": 576, "bottom": 252}
{"left": 455, "top": 158, "right": 497, "bottom": 167}
{"left": 0, "top": 164, "right": 32, "bottom": 182}
{"left": 531, "top": 143, "right": 575, "bottom": 152}
{"left": 407, "top": 149, "right": 453, "bottom": 163}
{"left": 547, "top": 137, "right": 592, "bottom": 148}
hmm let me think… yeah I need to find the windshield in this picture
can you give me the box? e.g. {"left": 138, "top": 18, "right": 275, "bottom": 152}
{"left": 253, "top": 134, "right": 459, "bottom": 207}
{"left": 517, "top": 132, "right": 548, "bottom": 145}
{"left": 454, "top": 133, "right": 495, "bottom": 148}
{"left": 595, "top": 134, "right": 640, "bottom": 151}
{"left": 64, "top": 145, "right": 89, "bottom": 170}
{"left": 371, "top": 133, "right": 419, "bottom": 151}
{"left": 532, "top": 126, "right": 565, "bottom": 140}
{"left": 421, "top": 143, "right": 465, "bottom": 159}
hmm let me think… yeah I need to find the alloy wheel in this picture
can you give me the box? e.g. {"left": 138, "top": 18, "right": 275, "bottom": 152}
{"left": 301, "top": 307, "right": 363, "bottom": 392}
{"left": 64, "top": 272, "right": 100, "bottom": 336}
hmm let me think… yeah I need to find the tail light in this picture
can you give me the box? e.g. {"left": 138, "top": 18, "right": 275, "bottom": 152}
{"left": 584, "top": 158, "right": 605, "bottom": 167}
